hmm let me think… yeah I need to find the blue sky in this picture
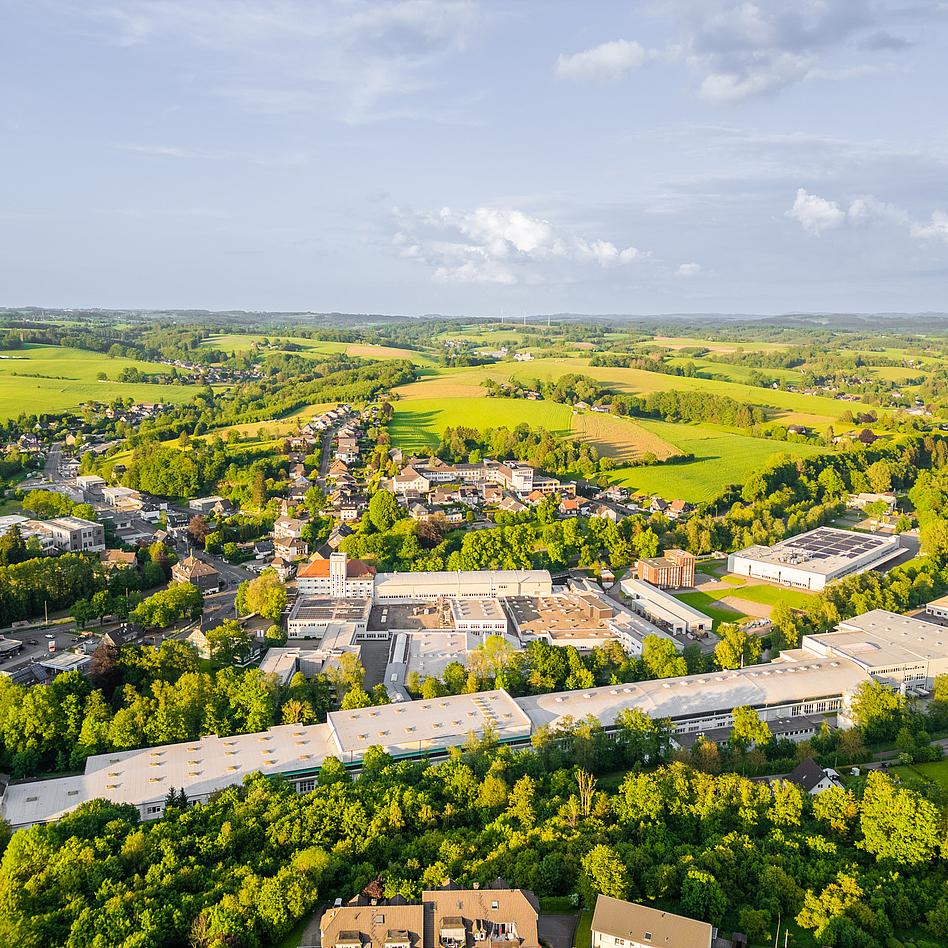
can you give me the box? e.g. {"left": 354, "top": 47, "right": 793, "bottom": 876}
{"left": 2, "top": 0, "right": 947, "bottom": 316}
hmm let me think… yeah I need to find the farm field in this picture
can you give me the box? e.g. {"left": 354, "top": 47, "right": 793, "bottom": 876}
{"left": 201, "top": 333, "right": 436, "bottom": 367}
{"left": 395, "top": 356, "right": 875, "bottom": 429}
{"left": 604, "top": 419, "right": 826, "bottom": 502}
{"left": 0, "top": 344, "right": 200, "bottom": 420}
{"left": 647, "top": 336, "right": 794, "bottom": 352}
{"left": 389, "top": 397, "right": 573, "bottom": 451}
{"left": 569, "top": 411, "right": 680, "bottom": 461}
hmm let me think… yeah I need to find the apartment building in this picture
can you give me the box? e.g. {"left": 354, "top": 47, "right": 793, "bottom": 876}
{"left": 296, "top": 552, "right": 376, "bottom": 598}
{"left": 636, "top": 549, "right": 696, "bottom": 589}
{"left": 33, "top": 516, "right": 105, "bottom": 554}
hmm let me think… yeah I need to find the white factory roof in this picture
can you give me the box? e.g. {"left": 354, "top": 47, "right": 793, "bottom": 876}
{"left": 327, "top": 689, "right": 532, "bottom": 759}
{"left": 449, "top": 598, "right": 507, "bottom": 622}
{"left": 375, "top": 569, "right": 551, "bottom": 593}
{"left": 731, "top": 526, "right": 899, "bottom": 577}
{"left": 518, "top": 655, "right": 869, "bottom": 730}
{"left": 620, "top": 578, "right": 710, "bottom": 622}
{"left": 806, "top": 609, "right": 948, "bottom": 668}
{"left": 2, "top": 722, "right": 339, "bottom": 828}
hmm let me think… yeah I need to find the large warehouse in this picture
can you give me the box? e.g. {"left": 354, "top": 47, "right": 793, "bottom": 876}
{"left": 802, "top": 608, "right": 948, "bottom": 688}
{"left": 727, "top": 526, "right": 902, "bottom": 591}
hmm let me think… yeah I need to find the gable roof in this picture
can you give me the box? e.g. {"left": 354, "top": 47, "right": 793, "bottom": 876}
{"left": 591, "top": 895, "right": 712, "bottom": 948}
{"left": 297, "top": 558, "right": 376, "bottom": 579}
{"left": 787, "top": 757, "right": 835, "bottom": 792}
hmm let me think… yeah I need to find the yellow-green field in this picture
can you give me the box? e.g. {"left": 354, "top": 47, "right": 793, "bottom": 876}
{"left": 390, "top": 397, "right": 573, "bottom": 451}
{"left": 201, "top": 333, "right": 436, "bottom": 367}
{"left": 570, "top": 411, "right": 680, "bottom": 461}
{"left": 605, "top": 420, "right": 826, "bottom": 502}
{"left": 394, "top": 356, "right": 873, "bottom": 430}
{"left": 0, "top": 344, "right": 201, "bottom": 420}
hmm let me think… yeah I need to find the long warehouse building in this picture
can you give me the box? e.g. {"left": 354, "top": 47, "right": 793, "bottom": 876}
{"left": 0, "top": 650, "right": 870, "bottom": 830}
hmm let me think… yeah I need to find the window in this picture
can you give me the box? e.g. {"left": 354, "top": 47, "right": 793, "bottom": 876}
{"left": 146, "top": 805, "right": 163, "bottom": 815}
{"left": 644, "top": 935, "right": 652, "bottom": 943}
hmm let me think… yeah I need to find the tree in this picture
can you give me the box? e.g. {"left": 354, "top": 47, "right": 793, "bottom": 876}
{"left": 367, "top": 490, "right": 403, "bottom": 532}
{"left": 730, "top": 705, "right": 772, "bottom": 749}
{"left": 205, "top": 620, "right": 253, "bottom": 666}
{"left": 797, "top": 873, "right": 863, "bottom": 941}
{"left": 580, "top": 844, "right": 629, "bottom": 902}
{"left": 714, "top": 623, "right": 762, "bottom": 670}
{"left": 642, "top": 636, "right": 687, "bottom": 679}
{"left": 860, "top": 770, "right": 940, "bottom": 865}
{"left": 235, "top": 569, "right": 287, "bottom": 622}
{"left": 187, "top": 515, "right": 210, "bottom": 549}
{"left": 680, "top": 869, "right": 726, "bottom": 924}
{"left": 850, "top": 679, "right": 905, "bottom": 742}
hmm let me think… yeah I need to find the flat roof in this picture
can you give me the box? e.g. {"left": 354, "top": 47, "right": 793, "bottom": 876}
{"left": 517, "top": 655, "right": 869, "bottom": 730}
{"left": 289, "top": 597, "right": 372, "bottom": 623}
{"left": 405, "top": 631, "right": 470, "bottom": 680}
{"left": 805, "top": 609, "right": 948, "bottom": 668}
{"left": 449, "top": 598, "right": 506, "bottom": 622}
{"left": 375, "top": 569, "right": 551, "bottom": 593}
{"left": 327, "top": 690, "right": 532, "bottom": 759}
{"left": 2, "top": 722, "right": 339, "bottom": 828}
{"left": 506, "top": 593, "right": 615, "bottom": 641}
{"left": 732, "top": 526, "right": 899, "bottom": 576}
{"left": 620, "top": 578, "right": 710, "bottom": 623}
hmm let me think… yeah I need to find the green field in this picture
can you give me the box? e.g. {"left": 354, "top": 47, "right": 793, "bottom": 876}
{"left": 674, "top": 591, "right": 749, "bottom": 625}
{"left": 0, "top": 344, "right": 202, "bottom": 420}
{"left": 390, "top": 397, "right": 573, "bottom": 451}
{"left": 395, "top": 355, "right": 874, "bottom": 429}
{"left": 605, "top": 420, "right": 826, "bottom": 502}
{"left": 201, "top": 333, "right": 436, "bottom": 367}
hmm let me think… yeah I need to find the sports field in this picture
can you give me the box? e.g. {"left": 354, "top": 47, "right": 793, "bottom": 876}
{"left": 605, "top": 419, "right": 825, "bottom": 502}
{"left": 0, "top": 344, "right": 200, "bottom": 420}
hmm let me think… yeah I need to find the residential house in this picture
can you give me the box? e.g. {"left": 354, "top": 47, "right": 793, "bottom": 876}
{"left": 273, "top": 535, "right": 308, "bottom": 561}
{"left": 590, "top": 895, "right": 713, "bottom": 948}
{"left": 786, "top": 758, "right": 844, "bottom": 795}
{"left": 273, "top": 516, "right": 307, "bottom": 540}
{"left": 171, "top": 555, "right": 221, "bottom": 593}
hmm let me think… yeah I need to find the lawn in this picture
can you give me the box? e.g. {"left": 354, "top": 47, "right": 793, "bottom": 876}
{"left": 604, "top": 420, "right": 826, "bottom": 503}
{"left": 674, "top": 591, "right": 749, "bottom": 625}
{"left": 389, "top": 398, "right": 574, "bottom": 452}
{"left": 892, "top": 758, "right": 948, "bottom": 792}
{"left": 574, "top": 910, "right": 592, "bottom": 948}
{"left": 0, "top": 344, "right": 201, "bottom": 420}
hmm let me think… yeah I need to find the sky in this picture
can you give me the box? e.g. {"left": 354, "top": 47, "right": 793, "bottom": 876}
{"left": 2, "top": 0, "right": 948, "bottom": 317}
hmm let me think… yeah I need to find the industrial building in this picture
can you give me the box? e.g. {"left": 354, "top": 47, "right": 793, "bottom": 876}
{"left": 620, "top": 578, "right": 712, "bottom": 635}
{"left": 802, "top": 608, "right": 948, "bottom": 688}
{"left": 926, "top": 595, "right": 948, "bottom": 621}
{"left": 727, "top": 526, "right": 902, "bottom": 591}
{"left": 448, "top": 598, "right": 508, "bottom": 636}
{"left": 285, "top": 597, "right": 372, "bottom": 640}
{"left": 30, "top": 516, "right": 105, "bottom": 554}
{"left": 374, "top": 567, "right": 552, "bottom": 601}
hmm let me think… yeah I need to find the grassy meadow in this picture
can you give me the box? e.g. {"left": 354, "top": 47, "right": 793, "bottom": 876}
{"left": 201, "top": 333, "right": 437, "bottom": 367}
{"left": 603, "top": 420, "right": 826, "bottom": 502}
{"left": 0, "top": 344, "right": 201, "bottom": 420}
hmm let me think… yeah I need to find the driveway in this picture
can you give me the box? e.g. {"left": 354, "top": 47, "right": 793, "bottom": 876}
{"left": 539, "top": 913, "right": 579, "bottom": 948}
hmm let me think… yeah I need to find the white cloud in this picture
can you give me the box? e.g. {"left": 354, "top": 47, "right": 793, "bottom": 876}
{"left": 393, "top": 206, "right": 646, "bottom": 284}
{"left": 786, "top": 188, "right": 846, "bottom": 235}
{"left": 676, "top": 262, "right": 702, "bottom": 277}
{"left": 787, "top": 189, "right": 948, "bottom": 245}
{"left": 555, "top": 39, "right": 649, "bottom": 82}
{"left": 911, "top": 211, "right": 948, "bottom": 243}
{"left": 559, "top": 1, "right": 915, "bottom": 103}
